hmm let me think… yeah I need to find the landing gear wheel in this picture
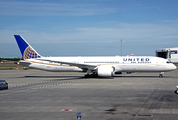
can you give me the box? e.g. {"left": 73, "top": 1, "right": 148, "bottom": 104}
{"left": 159, "top": 74, "right": 163, "bottom": 78}
{"left": 84, "top": 74, "right": 90, "bottom": 78}
{"left": 159, "top": 72, "right": 164, "bottom": 78}
{"left": 84, "top": 73, "right": 98, "bottom": 78}
{"left": 175, "top": 90, "right": 178, "bottom": 94}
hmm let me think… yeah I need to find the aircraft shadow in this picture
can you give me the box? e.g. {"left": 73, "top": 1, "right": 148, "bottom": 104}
{"left": 24, "top": 76, "right": 83, "bottom": 78}
{"left": 22, "top": 75, "right": 175, "bottom": 79}
{"left": 23, "top": 76, "right": 114, "bottom": 79}
{"left": 114, "top": 75, "right": 173, "bottom": 78}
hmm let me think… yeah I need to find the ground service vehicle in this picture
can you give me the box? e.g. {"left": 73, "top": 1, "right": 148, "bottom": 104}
{"left": 0, "top": 80, "right": 8, "bottom": 90}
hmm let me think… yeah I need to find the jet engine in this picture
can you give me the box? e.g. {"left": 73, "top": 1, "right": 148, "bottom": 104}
{"left": 97, "top": 66, "right": 115, "bottom": 77}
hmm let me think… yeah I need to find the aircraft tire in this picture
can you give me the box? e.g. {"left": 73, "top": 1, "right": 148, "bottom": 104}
{"left": 159, "top": 74, "right": 163, "bottom": 78}
{"left": 174, "top": 90, "right": 178, "bottom": 94}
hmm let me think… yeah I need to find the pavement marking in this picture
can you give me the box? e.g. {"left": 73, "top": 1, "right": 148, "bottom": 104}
{"left": 9, "top": 77, "right": 92, "bottom": 90}
{"left": 36, "top": 79, "right": 91, "bottom": 89}
{"left": 61, "top": 109, "right": 73, "bottom": 112}
{"left": 9, "top": 77, "right": 80, "bottom": 89}
{"left": 136, "top": 114, "right": 153, "bottom": 117}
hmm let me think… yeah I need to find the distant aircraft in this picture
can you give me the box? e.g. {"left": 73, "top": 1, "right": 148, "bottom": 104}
{"left": 14, "top": 35, "right": 177, "bottom": 77}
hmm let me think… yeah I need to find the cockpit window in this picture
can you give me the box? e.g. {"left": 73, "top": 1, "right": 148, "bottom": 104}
{"left": 167, "top": 61, "right": 172, "bottom": 63}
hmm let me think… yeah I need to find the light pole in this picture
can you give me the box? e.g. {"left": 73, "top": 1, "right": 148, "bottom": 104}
{"left": 120, "top": 39, "right": 127, "bottom": 56}
{"left": 120, "top": 39, "right": 123, "bottom": 56}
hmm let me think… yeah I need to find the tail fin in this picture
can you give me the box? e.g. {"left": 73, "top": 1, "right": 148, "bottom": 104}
{"left": 14, "top": 35, "right": 41, "bottom": 59}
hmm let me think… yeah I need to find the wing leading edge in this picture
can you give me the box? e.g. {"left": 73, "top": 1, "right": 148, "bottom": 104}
{"left": 36, "top": 58, "right": 97, "bottom": 70}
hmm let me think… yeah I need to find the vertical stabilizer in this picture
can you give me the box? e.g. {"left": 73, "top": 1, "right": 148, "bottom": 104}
{"left": 14, "top": 35, "right": 41, "bottom": 59}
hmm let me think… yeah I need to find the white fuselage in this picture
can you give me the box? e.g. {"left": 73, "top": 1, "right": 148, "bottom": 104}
{"left": 19, "top": 56, "right": 177, "bottom": 74}
{"left": 14, "top": 35, "right": 177, "bottom": 77}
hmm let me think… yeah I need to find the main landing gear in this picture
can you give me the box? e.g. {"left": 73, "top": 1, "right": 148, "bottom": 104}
{"left": 175, "top": 85, "right": 178, "bottom": 94}
{"left": 159, "top": 72, "right": 164, "bottom": 78}
{"left": 84, "top": 70, "right": 98, "bottom": 78}
{"left": 84, "top": 73, "right": 98, "bottom": 78}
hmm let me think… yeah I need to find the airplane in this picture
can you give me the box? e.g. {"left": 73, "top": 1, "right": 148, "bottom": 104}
{"left": 14, "top": 35, "right": 177, "bottom": 78}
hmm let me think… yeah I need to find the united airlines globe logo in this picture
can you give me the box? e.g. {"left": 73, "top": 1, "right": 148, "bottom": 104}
{"left": 23, "top": 46, "right": 41, "bottom": 59}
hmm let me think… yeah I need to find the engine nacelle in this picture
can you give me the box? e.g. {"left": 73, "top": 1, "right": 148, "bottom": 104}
{"left": 97, "top": 66, "right": 115, "bottom": 77}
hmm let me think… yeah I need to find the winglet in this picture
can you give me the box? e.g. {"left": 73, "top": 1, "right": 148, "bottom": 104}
{"left": 14, "top": 35, "right": 41, "bottom": 59}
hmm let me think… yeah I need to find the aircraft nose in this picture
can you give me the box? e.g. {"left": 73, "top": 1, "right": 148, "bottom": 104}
{"left": 171, "top": 63, "right": 177, "bottom": 70}
{"left": 173, "top": 64, "right": 177, "bottom": 70}
{"left": 167, "top": 63, "right": 177, "bottom": 71}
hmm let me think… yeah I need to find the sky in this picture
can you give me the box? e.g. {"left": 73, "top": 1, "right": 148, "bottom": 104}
{"left": 0, "top": 0, "right": 178, "bottom": 58}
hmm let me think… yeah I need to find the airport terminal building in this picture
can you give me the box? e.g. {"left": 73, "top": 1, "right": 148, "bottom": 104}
{"left": 156, "top": 47, "right": 178, "bottom": 63}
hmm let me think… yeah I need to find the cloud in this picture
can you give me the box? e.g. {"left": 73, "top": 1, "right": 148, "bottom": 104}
{"left": 72, "top": 23, "right": 178, "bottom": 41}
{"left": 151, "top": 5, "right": 161, "bottom": 10}
{"left": 0, "top": 1, "right": 117, "bottom": 16}
{"left": 1, "top": 23, "right": 178, "bottom": 57}
{"left": 157, "top": 35, "right": 178, "bottom": 39}
{"left": 1, "top": 23, "right": 178, "bottom": 45}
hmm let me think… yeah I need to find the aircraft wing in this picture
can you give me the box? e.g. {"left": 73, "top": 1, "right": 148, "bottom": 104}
{"left": 36, "top": 58, "right": 97, "bottom": 70}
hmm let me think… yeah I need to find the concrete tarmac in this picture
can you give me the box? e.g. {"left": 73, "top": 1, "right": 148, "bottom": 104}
{"left": 0, "top": 69, "right": 178, "bottom": 120}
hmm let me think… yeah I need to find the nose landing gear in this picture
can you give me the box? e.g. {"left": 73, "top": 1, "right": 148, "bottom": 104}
{"left": 159, "top": 72, "right": 164, "bottom": 78}
{"left": 175, "top": 85, "right": 178, "bottom": 94}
